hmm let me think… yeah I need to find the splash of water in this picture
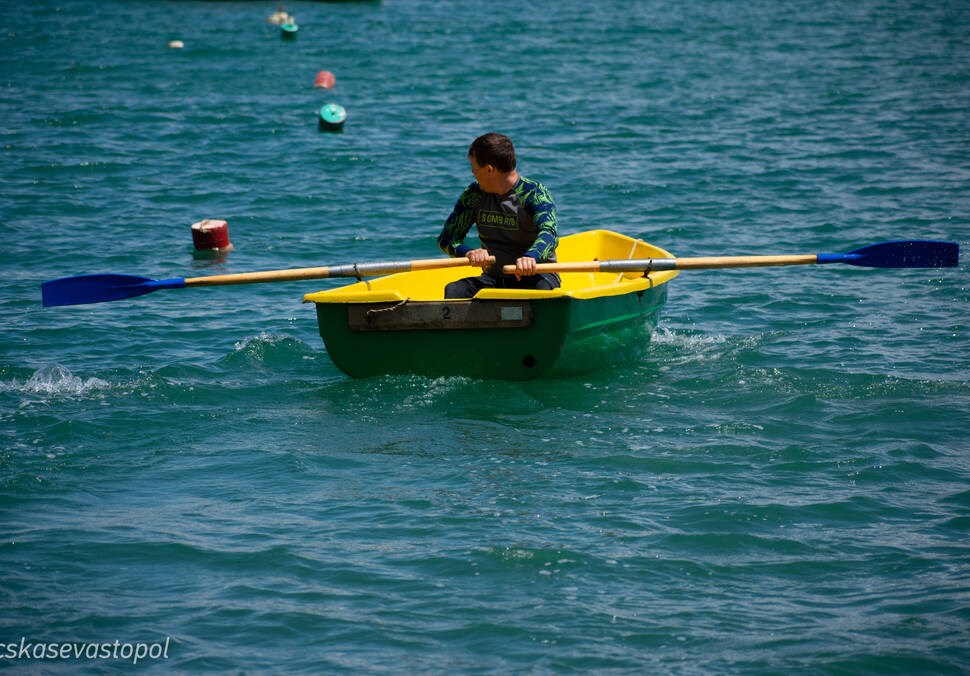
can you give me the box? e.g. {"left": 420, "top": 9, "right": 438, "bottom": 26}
{"left": 0, "top": 364, "right": 110, "bottom": 397}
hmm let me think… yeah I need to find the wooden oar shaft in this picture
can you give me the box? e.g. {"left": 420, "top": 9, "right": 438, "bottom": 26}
{"left": 504, "top": 254, "right": 820, "bottom": 275}
{"left": 674, "top": 254, "right": 818, "bottom": 269}
{"left": 184, "top": 257, "right": 488, "bottom": 287}
{"left": 185, "top": 266, "right": 333, "bottom": 286}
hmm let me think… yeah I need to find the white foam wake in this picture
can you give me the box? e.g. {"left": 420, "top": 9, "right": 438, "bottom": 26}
{"left": 0, "top": 364, "right": 110, "bottom": 396}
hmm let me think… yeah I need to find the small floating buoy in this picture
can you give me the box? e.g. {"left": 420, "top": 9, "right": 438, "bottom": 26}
{"left": 268, "top": 10, "right": 293, "bottom": 25}
{"left": 167, "top": 40, "right": 184, "bottom": 49}
{"left": 318, "top": 103, "right": 347, "bottom": 132}
{"left": 281, "top": 23, "right": 298, "bottom": 40}
{"left": 313, "top": 70, "right": 336, "bottom": 90}
{"left": 191, "top": 219, "right": 233, "bottom": 251}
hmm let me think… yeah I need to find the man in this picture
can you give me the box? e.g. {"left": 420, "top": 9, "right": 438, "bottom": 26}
{"left": 438, "top": 133, "right": 560, "bottom": 299}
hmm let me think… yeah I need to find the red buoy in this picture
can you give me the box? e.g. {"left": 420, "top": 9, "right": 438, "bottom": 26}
{"left": 313, "top": 70, "right": 336, "bottom": 90}
{"left": 191, "top": 219, "right": 233, "bottom": 250}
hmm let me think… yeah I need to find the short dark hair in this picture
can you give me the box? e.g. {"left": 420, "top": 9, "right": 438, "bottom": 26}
{"left": 468, "top": 133, "right": 516, "bottom": 173}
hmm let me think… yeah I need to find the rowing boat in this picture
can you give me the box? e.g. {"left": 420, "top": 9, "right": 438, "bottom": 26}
{"left": 40, "top": 233, "right": 957, "bottom": 379}
{"left": 302, "top": 230, "right": 678, "bottom": 380}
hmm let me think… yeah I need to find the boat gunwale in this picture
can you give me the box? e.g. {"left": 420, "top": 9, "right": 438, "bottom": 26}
{"left": 302, "top": 230, "right": 678, "bottom": 305}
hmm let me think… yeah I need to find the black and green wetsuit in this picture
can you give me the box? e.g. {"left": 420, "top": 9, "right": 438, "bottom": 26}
{"left": 437, "top": 176, "right": 559, "bottom": 278}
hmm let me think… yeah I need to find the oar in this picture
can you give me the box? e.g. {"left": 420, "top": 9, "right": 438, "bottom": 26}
{"left": 501, "top": 239, "right": 959, "bottom": 275}
{"left": 41, "top": 256, "right": 494, "bottom": 307}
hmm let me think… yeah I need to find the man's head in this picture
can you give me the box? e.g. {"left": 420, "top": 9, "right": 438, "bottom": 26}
{"left": 468, "top": 133, "right": 517, "bottom": 173}
{"left": 468, "top": 133, "right": 518, "bottom": 194}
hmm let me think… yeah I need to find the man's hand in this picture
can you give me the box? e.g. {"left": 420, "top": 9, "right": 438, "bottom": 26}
{"left": 466, "top": 248, "right": 492, "bottom": 269}
{"left": 514, "top": 256, "right": 537, "bottom": 280}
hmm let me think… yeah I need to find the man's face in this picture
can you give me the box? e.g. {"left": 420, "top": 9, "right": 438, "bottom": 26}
{"left": 469, "top": 156, "right": 496, "bottom": 193}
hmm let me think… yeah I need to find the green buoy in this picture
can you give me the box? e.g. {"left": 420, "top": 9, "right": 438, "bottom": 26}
{"left": 318, "top": 103, "right": 347, "bottom": 132}
{"left": 281, "top": 23, "right": 298, "bottom": 40}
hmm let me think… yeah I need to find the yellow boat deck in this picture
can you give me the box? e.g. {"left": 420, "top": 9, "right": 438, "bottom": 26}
{"left": 303, "top": 230, "right": 678, "bottom": 304}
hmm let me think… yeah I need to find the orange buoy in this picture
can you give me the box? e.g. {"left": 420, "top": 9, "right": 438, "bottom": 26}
{"left": 313, "top": 70, "right": 336, "bottom": 89}
{"left": 191, "top": 219, "right": 233, "bottom": 251}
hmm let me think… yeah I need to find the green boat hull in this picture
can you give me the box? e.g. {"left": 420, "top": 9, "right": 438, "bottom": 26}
{"left": 314, "top": 283, "right": 667, "bottom": 380}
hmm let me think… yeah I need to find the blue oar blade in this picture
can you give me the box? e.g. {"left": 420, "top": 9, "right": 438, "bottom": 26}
{"left": 843, "top": 240, "right": 959, "bottom": 268}
{"left": 41, "top": 274, "right": 184, "bottom": 307}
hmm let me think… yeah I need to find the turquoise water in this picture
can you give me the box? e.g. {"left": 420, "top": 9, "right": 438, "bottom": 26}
{"left": 3, "top": 0, "right": 969, "bottom": 672}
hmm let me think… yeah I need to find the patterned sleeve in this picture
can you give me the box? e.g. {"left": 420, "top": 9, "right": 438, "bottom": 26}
{"left": 437, "top": 184, "right": 481, "bottom": 257}
{"left": 523, "top": 180, "right": 558, "bottom": 261}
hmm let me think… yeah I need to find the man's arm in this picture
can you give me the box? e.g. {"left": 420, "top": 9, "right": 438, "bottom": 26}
{"left": 523, "top": 181, "right": 558, "bottom": 262}
{"left": 437, "top": 185, "right": 481, "bottom": 257}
